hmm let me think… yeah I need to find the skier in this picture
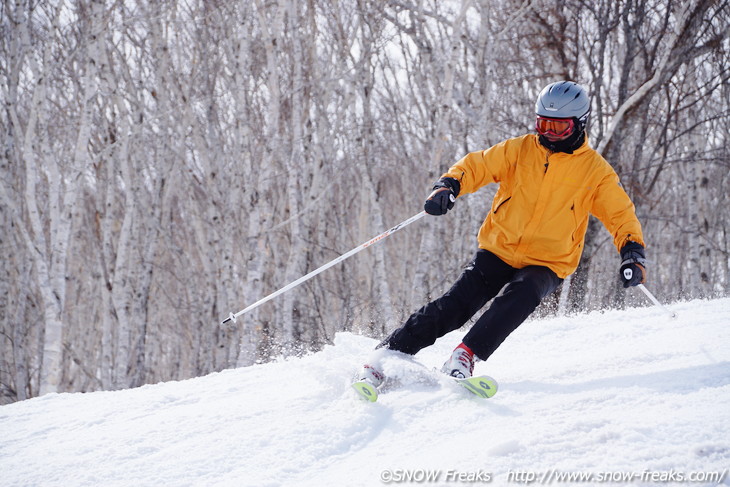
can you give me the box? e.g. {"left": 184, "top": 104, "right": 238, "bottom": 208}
{"left": 358, "top": 81, "right": 647, "bottom": 390}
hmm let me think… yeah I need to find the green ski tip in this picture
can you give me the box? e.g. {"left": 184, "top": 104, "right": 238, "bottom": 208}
{"left": 352, "top": 381, "right": 378, "bottom": 402}
{"left": 455, "top": 375, "right": 498, "bottom": 398}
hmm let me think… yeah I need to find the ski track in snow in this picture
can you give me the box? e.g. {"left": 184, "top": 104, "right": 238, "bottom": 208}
{"left": 1, "top": 298, "right": 729, "bottom": 487}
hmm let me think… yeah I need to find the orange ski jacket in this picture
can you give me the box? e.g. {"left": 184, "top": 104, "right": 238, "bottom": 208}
{"left": 443, "top": 134, "right": 645, "bottom": 279}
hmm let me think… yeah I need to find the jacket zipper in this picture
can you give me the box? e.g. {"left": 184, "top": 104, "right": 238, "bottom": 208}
{"left": 494, "top": 196, "right": 511, "bottom": 214}
{"left": 570, "top": 203, "right": 576, "bottom": 241}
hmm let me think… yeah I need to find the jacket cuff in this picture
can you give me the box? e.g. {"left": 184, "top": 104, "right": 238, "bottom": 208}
{"left": 620, "top": 241, "right": 646, "bottom": 266}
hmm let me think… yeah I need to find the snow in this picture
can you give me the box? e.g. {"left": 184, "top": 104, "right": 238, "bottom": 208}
{"left": 2, "top": 298, "right": 730, "bottom": 487}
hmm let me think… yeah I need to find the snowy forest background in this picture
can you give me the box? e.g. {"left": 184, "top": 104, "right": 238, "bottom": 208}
{"left": 1, "top": 0, "right": 728, "bottom": 403}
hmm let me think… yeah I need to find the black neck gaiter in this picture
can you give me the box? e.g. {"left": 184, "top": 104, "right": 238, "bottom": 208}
{"left": 539, "top": 130, "right": 585, "bottom": 154}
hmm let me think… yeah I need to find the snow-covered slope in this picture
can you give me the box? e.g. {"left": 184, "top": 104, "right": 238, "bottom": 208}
{"left": 2, "top": 298, "right": 729, "bottom": 487}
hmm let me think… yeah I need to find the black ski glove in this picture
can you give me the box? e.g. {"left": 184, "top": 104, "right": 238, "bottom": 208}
{"left": 424, "top": 177, "right": 460, "bottom": 216}
{"left": 619, "top": 241, "right": 647, "bottom": 288}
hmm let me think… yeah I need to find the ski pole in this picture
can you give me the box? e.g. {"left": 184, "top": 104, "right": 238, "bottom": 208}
{"left": 221, "top": 210, "right": 428, "bottom": 326}
{"left": 637, "top": 283, "right": 677, "bottom": 319}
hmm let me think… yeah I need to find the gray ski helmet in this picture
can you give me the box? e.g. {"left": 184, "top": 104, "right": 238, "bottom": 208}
{"left": 535, "top": 81, "right": 591, "bottom": 126}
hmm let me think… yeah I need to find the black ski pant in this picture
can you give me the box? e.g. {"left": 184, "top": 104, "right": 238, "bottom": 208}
{"left": 380, "top": 249, "right": 562, "bottom": 361}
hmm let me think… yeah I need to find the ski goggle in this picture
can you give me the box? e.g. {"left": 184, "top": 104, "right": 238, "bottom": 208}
{"left": 535, "top": 116, "right": 575, "bottom": 137}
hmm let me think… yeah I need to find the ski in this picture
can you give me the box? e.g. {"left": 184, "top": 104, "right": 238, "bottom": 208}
{"left": 454, "top": 375, "right": 498, "bottom": 399}
{"left": 352, "top": 380, "right": 379, "bottom": 402}
{"left": 352, "top": 374, "right": 498, "bottom": 402}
